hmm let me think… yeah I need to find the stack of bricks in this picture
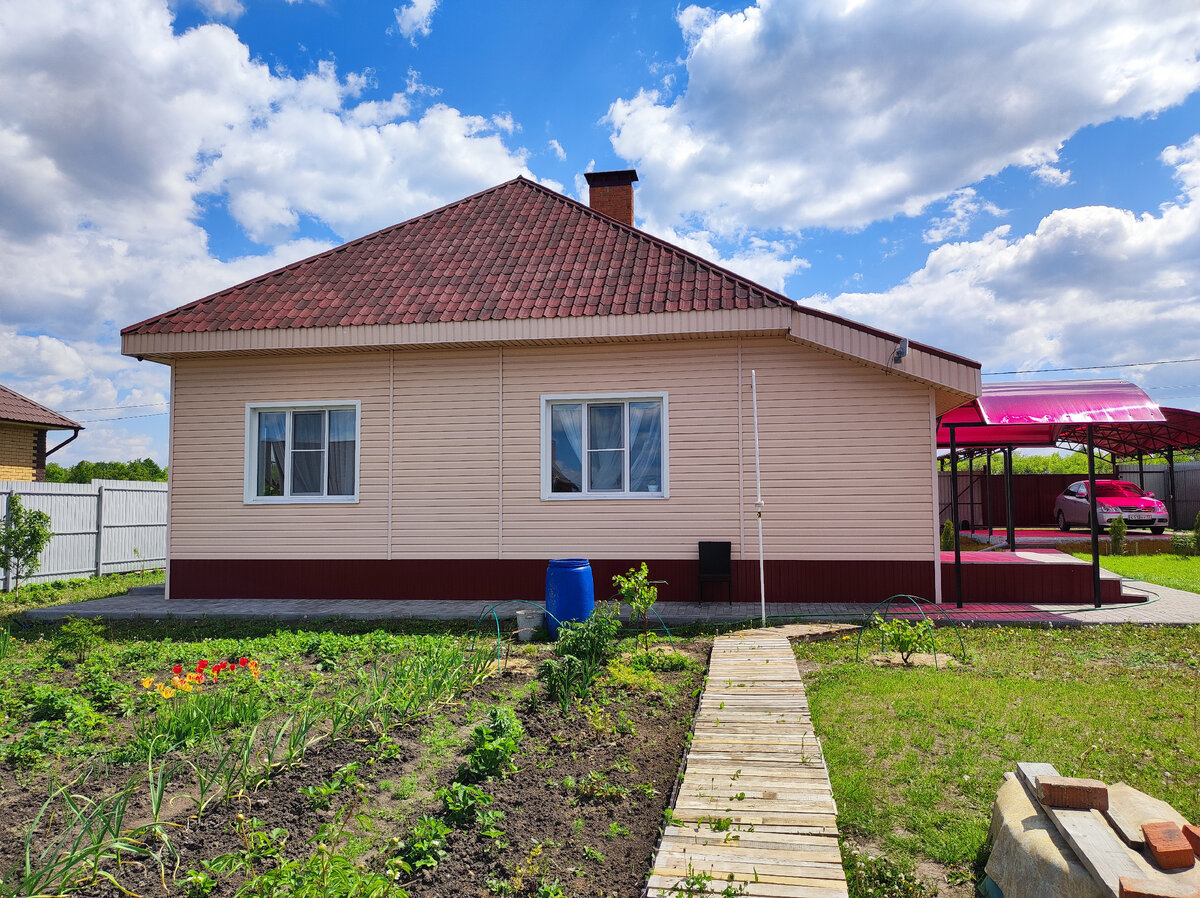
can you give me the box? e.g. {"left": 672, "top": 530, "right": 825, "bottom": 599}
{"left": 1033, "top": 774, "right": 1200, "bottom": 898}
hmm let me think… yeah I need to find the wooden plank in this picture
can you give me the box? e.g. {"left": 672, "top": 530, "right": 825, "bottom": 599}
{"left": 650, "top": 631, "right": 848, "bottom": 897}
{"left": 1016, "top": 762, "right": 1143, "bottom": 898}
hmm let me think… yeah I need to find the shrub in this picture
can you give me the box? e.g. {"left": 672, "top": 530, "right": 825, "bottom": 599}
{"left": 0, "top": 495, "right": 53, "bottom": 594}
{"left": 437, "top": 781, "right": 494, "bottom": 827}
{"left": 1170, "top": 532, "right": 1194, "bottom": 557}
{"left": 940, "top": 518, "right": 955, "bottom": 551}
{"left": 1109, "top": 514, "right": 1127, "bottom": 556}
{"left": 871, "top": 614, "right": 937, "bottom": 664}
{"left": 554, "top": 603, "right": 620, "bottom": 667}
{"left": 460, "top": 706, "right": 524, "bottom": 781}
{"left": 1194, "top": 511, "right": 1200, "bottom": 555}
{"left": 50, "top": 617, "right": 104, "bottom": 666}
{"left": 612, "top": 562, "right": 661, "bottom": 650}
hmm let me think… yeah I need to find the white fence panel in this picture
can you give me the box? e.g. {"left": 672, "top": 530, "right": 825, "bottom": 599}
{"left": 1, "top": 480, "right": 167, "bottom": 588}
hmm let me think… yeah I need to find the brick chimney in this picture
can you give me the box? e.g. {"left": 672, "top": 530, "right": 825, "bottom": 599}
{"left": 585, "top": 169, "right": 638, "bottom": 226}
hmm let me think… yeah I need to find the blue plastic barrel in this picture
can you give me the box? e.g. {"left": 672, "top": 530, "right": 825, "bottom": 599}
{"left": 545, "top": 558, "right": 594, "bottom": 637}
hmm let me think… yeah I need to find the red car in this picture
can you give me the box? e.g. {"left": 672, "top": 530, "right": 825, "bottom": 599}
{"left": 1054, "top": 480, "right": 1169, "bottom": 534}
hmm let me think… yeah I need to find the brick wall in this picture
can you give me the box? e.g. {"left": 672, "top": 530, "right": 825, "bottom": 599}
{"left": 0, "top": 422, "right": 39, "bottom": 481}
{"left": 588, "top": 184, "right": 634, "bottom": 225}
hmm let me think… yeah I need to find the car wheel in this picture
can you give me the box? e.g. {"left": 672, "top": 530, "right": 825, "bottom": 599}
{"left": 1056, "top": 510, "right": 1070, "bottom": 532}
{"left": 1150, "top": 526, "right": 1165, "bottom": 535}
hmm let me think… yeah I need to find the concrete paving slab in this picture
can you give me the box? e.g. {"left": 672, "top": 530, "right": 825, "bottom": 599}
{"left": 17, "top": 580, "right": 1200, "bottom": 626}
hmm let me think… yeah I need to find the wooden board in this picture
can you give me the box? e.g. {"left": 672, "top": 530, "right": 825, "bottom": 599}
{"left": 1016, "top": 762, "right": 1144, "bottom": 898}
{"left": 649, "top": 631, "right": 849, "bottom": 897}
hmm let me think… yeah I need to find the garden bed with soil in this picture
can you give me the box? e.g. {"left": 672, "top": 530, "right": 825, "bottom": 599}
{"left": 0, "top": 615, "right": 708, "bottom": 898}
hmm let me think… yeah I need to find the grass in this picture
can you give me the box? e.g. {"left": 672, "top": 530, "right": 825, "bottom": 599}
{"left": 1073, "top": 552, "right": 1200, "bottom": 594}
{"left": 0, "top": 569, "right": 166, "bottom": 618}
{"left": 797, "top": 624, "right": 1200, "bottom": 884}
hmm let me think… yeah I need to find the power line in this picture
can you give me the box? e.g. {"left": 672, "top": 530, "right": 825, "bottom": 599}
{"left": 61, "top": 401, "right": 170, "bottom": 412}
{"left": 983, "top": 357, "right": 1200, "bottom": 375}
{"left": 75, "top": 412, "right": 171, "bottom": 423}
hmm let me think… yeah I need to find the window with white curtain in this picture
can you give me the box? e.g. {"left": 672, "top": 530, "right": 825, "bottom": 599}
{"left": 542, "top": 394, "right": 668, "bottom": 499}
{"left": 244, "top": 401, "right": 359, "bottom": 503}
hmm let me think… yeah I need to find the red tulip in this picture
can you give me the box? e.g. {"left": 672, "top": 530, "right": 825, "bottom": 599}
{"left": 239, "top": 657, "right": 248, "bottom": 666}
{"left": 172, "top": 665, "right": 183, "bottom": 676}
{"left": 197, "top": 659, "right": 209, "bottom": 670}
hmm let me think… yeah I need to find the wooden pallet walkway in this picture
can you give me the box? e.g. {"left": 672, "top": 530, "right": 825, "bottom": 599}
{"left": 647, "top": 626, "right": 852, "bottom": 897}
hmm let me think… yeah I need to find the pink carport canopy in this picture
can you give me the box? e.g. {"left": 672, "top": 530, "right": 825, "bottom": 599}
{"left": 937, "top": 380, "right": 1165, "bottom": 449}
{"left": 1058, "top": 407, "right": 1200, "bottom": 456}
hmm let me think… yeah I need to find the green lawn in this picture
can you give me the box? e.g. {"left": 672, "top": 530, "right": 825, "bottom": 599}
{"left": 1079, "top": 553, "right": 1200, "bottom": 594}
{"left": 0, "top": 569, "right": 166, "bottom": 619}
{"left": 797, "top": 624, "right": 1200, "bottom": 886}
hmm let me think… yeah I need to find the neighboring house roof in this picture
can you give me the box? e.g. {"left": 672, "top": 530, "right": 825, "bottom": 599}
{"left": 0, "top": 384, "right": 80, "bottom": 430}
{"left": 121, "top": 176, "right": 981, "bottom": 409}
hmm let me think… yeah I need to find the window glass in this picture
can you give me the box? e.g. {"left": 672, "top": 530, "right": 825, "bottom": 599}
{"left": 291, "top": 410, "right": 325, "bottom": 495}
{"left": 545, "top": 396, "right": 665, "bottom": 498}
{"left": 328, "top": 409, "right": 356, "bottom": 496}
{"left": 550, "top": 404, "right": 583, "bottom": 493}
{"left": 249, "top": 404, "right": 357, "bottom": 502}
{"left": 628, "top": 401, "right": 662, "bottom": 492}
{"left": 587, "top": 403, "right": 625, "bottom": 491}
{"left": 256, "top": 412, "right": 286, "bottom": 497}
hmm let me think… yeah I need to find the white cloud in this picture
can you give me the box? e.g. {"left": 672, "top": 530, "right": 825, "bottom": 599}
{"left": 808, "top": 136, "right": 1200, "bottom": 394}
{"left": 549, "top": 139, "right": 566, "bottom": 161}
{"left": 1032, "top": 164, "right": 1072, "bottom": 187}
{"left": 193, "top": 0, "right": 244, "bottom": 19}
{"left": 640, "top": 218, "right": 810, "bottom": 293}
{"left": 0, "top": 0, "right": 538, "bottom": 461}
{"left": 394, "top": 0, "right": 439, "bottom": 44}
{"left": 608, "top": 0, "right": 1200, "bottom": 235}
{"left": 0, "top": 0, "right": 534, "bottom": 342}
{"left": 922, "top": 188, "right": 1004, "bottom": 244}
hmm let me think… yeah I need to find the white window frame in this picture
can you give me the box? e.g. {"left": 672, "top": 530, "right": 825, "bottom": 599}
{"left": 244, "top": 400, "right": 361, "bottom": 504}
{"left": 540, "top": 392, "right": 669, "bottom": 500}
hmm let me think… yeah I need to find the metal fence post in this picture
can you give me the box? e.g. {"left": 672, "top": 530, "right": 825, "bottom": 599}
{"left": 2, "top": 491, "right": 11, "bottom": 593}
{"left": 94, "top": 485, "right": 105, "bottom": 578}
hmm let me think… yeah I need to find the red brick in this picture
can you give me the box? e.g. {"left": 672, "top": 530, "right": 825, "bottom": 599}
{"left": 1119, "top": 876, "right": 1200, "bottom": 898}
{"left": 1035, "top": 775, "right": 1109, "bottom": 811}
{"left": 1183, "top": 823, "right": 1200, "bottom": 856}
{"left": 1143, "top": 821, "right": 1196, "bottom": 870}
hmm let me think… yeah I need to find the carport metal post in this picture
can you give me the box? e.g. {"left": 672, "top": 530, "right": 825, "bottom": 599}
{"left": 1004, "top": 446, "right": 1016, "bottom": 552}
{"left": 1137, "top": 452, "right": 1145, "bottom": 490}
{"left": 1167, "top": 448, "right": 1178, "bottom": 529}
{"left": 985, "top": 451, "right": 993, "bottom": 536}
{"left": 1086, "top": 424, "right": 1102, "bottom": 609}
{"left": 950, "top": 425, "right": 963, "bottom": 608}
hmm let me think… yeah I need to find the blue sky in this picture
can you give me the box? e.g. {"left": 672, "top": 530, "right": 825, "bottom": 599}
{"left": 2, "top": 0, "right": 1200, "bottom": 464}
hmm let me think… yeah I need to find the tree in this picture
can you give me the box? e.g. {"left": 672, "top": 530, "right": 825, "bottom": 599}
{"left": 44, "top": 458, "right": 167, "bottom": 483}
{"left": 613, "top": 562, "right": 661, "bottom": 651}
{"left": 1, "top": 495, "right": 53, "bottom": 594}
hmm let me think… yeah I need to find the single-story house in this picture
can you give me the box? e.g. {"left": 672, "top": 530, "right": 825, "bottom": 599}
{"left": 0, "top": 385, "right": 81, "bottom": 482}
{"left": 121, "top": 171, "right": 980, "bottom": 604}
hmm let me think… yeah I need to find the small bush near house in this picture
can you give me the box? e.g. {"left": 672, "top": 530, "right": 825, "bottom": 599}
{"left": 1108, "top": 514, "right": 1127, "bottom": 556}
{"left": 940, "top": 519, "right": 955, "bottom": 551}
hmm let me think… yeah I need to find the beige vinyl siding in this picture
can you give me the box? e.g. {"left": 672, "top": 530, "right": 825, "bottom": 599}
{"left": 499, "top": 337, "right": 933, "bottom": 562}
{"left": 390, "top": 350, "right": 500, "bottom": 558}
{"left": 124, "top": 306, "right": 979, "bottom": 413}
{"left": 500, "top": 341, "right": 743, "bottom": 560}
{"left": 167, "top": 334, "right": 936, "bottom": 564}
{"left": 739, "top": 339, "right": 934, "bottom": 560}
{"left": 170, "top": 353, "right": 391, "bottom": 559}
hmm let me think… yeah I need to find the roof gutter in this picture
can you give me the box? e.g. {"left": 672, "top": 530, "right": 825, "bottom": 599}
{"left": 46, "top": 427, "right": 82, "bottom": 458}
